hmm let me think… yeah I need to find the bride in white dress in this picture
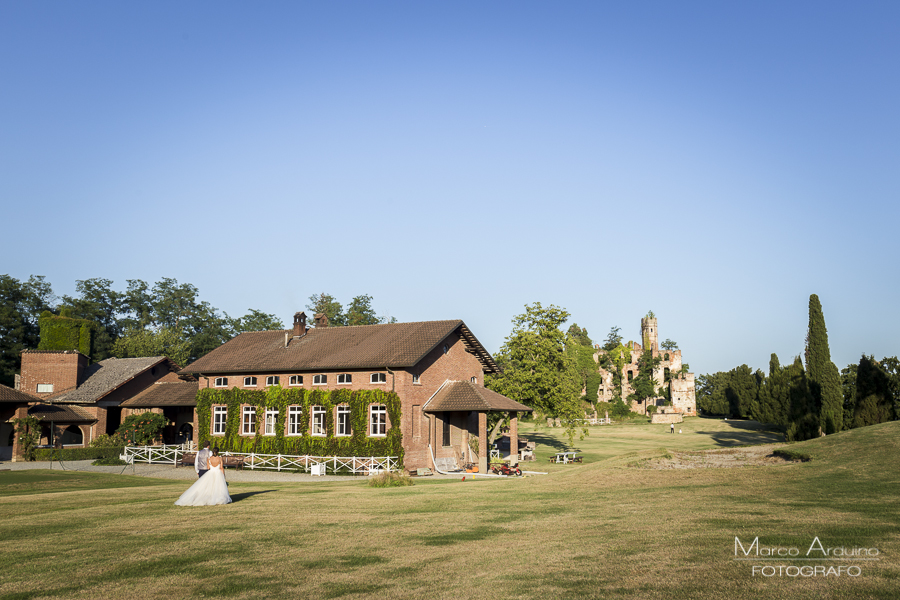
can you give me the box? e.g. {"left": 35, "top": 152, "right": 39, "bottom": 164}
{"left": 175, "top": 447, "right": 232, "bottom": 506}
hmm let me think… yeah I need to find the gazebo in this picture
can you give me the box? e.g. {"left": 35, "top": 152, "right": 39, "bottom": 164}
{"left": 423, "top": 380, "right": 533, "bottom": 473}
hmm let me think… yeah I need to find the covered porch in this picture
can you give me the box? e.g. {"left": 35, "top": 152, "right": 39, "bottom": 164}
{"left": 423, "top": 380, "right": 533, "bottom": 474}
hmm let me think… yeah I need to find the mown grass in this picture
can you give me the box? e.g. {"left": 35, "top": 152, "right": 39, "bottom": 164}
{"left": 0, "top": 420, "right": 897, "bottom": 599}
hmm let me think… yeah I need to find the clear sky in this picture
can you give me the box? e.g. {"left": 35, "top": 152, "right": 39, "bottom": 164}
{"left": 2, "top": 1, "right": 898, "bottom": 375}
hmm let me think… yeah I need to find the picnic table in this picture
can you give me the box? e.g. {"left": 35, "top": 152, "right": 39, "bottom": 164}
{"left": 550, "top": 451, "right": 583, "bottom": 464}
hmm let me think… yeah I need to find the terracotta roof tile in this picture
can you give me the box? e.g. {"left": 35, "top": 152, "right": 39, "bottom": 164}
{"left": 121, "top": 381, "right": 199, "bottom": 407}
{"left": 28, "top": 403, "right": 96, "bottom": 422}
{"left": 0, "top": 384, "right": 35, "bottom": 404}
{"left": 424, "top": 380, "right": 533, "bottom": 413}
{"left": 180, "top": 320, "right": 499, "bottom": 375}
{"left": 49, "top": 356, "right": 171, "bottom": 404}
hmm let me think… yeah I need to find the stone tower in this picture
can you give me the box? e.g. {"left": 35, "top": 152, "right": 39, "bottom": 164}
{"left": 641, "top": 317, "right": 659, "bottom": 353}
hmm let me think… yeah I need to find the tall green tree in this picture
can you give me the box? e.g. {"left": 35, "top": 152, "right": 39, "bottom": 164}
{"left": 59, "top": 278, "right": 122, "bottom": 360}
{"left": 307, "top": 293, "right": 346, "bottom": 326}
{"left": 841, "top": 362, "right": 858, "bottom": 429}
{"left": 602, "top": 326, "right": 622, "bottom": 352}
{"left": 486, "top": 303, "right": 584, "bottom": 443}
{"left": 852, "top": 355, "right": 893, "bottom": 428}
{"left": 113, "top": 327, "right": 192, "bottom": 367}
{"left": 785, "top": 357, "right": 818, "bottom": 441}
{"left": 805, "top": 294, "right": 843, "bottom": 434}
{"left": 628, "top": 350, "right": 663, "bottom": 414}
{"left": 345, "top": 294, "right": 381, "bottom": 326}
{"left": 0, "top": 275, "right": 55, "bottom": 386}
{"left": 231, "top": 309, "right": 284, "bottom": 333}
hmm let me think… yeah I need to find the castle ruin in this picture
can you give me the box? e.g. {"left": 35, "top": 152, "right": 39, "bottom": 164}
{"left": 594, "top": 316, "right": 696, "bottom": 416}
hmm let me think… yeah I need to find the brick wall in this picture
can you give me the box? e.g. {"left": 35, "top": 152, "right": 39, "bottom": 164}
{"left": 20, "top": 351, "right": 88, "bottom": 398}
{"left": 195, "top": 330, "right": 487, "bottom": 471}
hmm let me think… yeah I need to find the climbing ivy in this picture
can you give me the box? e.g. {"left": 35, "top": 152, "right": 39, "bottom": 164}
{"left": 37, "top": 311, "right": 93, "bottom": 357}
{"left": 195, "top": 386, "right": 403, "bottom": 462}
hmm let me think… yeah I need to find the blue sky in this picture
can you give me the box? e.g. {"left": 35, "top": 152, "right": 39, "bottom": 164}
{"left": 2, "top": 2, "right": 898, "bottom": 375}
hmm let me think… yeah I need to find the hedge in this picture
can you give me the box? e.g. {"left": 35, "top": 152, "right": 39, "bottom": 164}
{"left": 34, "top": 446, "right": 125, "bottom": 461}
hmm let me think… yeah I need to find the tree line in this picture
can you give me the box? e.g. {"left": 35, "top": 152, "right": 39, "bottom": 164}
{"left": 696, "top": 295, "right": 898, "bottom": 440}
{"left": 0, "top": 274, "right": 392, "bottom": 387}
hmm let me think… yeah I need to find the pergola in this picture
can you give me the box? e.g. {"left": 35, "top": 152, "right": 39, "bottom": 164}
{"left": 423, "top": 380, "right": 533, "bottom": 473}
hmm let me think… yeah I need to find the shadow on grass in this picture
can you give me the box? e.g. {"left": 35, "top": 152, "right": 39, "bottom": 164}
{"left": 695, "top": 420, "right": 784, "bottom": 446}
{"left": 520, "top": 432, "right": 570, "bottom": 452}
{"left": 229, "top": 489, "right": 276, "bottom": 502}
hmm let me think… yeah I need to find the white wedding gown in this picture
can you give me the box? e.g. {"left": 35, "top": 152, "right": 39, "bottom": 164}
{"left": 175, "top": 462, "right": 232, "bottom": 506}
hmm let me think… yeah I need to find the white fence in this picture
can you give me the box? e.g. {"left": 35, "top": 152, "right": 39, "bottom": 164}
{"left": 123, "top": 446, "right": 400, "bottom": 474}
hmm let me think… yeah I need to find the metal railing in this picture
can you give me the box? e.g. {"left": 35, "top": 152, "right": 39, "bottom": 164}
{"left": 123, "top": 446, "right": 399, "bottom": 474}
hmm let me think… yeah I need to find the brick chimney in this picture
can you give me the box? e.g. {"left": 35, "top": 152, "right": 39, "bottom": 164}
{"left": 314, "top": 313, "right": 329, "bottom": 328}
{"left": 293, "top": 312, "right": 307, "bottom": 337}
{"left": 20, "top": 350, "right": 88, "bottom": 397}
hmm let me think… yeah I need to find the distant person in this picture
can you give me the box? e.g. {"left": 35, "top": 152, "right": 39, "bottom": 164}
{"left": 175, "top": 447, "right": 232, "bottom": 506}
{"left": 671, "top": 423, "right": 675, "bottom": 434}
{"left": 195, "top": 441, "right": 211, "bottom": 479}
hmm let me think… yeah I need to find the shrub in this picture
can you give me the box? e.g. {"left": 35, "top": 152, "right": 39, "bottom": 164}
{"left": 773, "top": 448, "right": 812, "bottom": 462}
{"left": 92, "top": 456, "right": 127, "bottom": 466}
{"left": 89, "top": 433, "right": 126, "bottom": 448}
{"left": 116, "top": 412, "right": 168, "bottom": 445}
{"left": 34, "top": 446, "right": 124, "bottom": 461}
{"left": 368, "top": 472, "right": 414, "bottom": 488}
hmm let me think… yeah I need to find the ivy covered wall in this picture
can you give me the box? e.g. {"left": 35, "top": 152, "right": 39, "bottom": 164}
{"left": 196, "top": 387, "right": 403, "bottom": 461}
{"left": 37, "top": 311, "right": 93, "bottom": 357}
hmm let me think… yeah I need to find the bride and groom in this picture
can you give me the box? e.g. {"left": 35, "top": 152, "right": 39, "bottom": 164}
{"left": 175, "top": 441, "right": 232, "bottom": 506}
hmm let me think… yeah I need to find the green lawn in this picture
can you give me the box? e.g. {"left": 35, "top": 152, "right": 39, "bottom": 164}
{"left": 0, "top": 419, "right": 897, "bottom": 600}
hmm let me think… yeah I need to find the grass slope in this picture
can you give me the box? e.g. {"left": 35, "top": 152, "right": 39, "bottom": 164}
{"left": 0, "top": 420, "right": 897, "bottom": 600}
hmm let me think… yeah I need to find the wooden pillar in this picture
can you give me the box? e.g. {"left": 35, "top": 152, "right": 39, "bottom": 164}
{"left": 508, "top": 411, "right": 518, "bottom": 467}
{"left": 10, "top": 405, "right": 28, "bottom": 462}
{"left": 478, "top": 411, "right": 487, "bottom": 474}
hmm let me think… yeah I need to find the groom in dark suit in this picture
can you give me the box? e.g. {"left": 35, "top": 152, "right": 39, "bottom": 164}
{"left": 195, "top": 441, "right": 211, "bottom": 478}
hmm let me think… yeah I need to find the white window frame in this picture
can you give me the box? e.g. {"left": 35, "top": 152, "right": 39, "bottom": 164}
{"left": 370, "top": 404, "right": 387, "bottom": 437}
{"left": 289, "top": 375, "right": 303, "bottom": 386}
{"left": 264, "top": 408, "right": 279, "bottom": 435}
{"left": 337, "top": 373, "right": 352, "bottom": 384}
{"left": 470, "top": 376, "right": 477, "bottom": 384}
{"left": 313, "top": 374, "right": 327, "bottom": 385}
{"left": 311, "top": 405, "right": 326, "bottom": 436}
{"left": 412, "top": 374, "right": 420, "bottom": 385}
{"left": 241, "top": 406, "right": 256, "bottom": 435}
{"left": 244, "top": 376, "right": 257, "bottom": 387}
{"left": 336, "top": 405, "right": 351, "bottom": 436}
{"left": 36, "top": 383, "right": 54, "bottom": 393}
{"left": 287, "top": 406, "right": 303, "bottom": 436}
{"left": 370, "top": 373, "right": 386, "bottom": 384}
{"left": 213, "top": 406, "right": 227, "bottom": 435}
{"left": 266, "top": 375, "right": 280, "bottom": 386}
{"left": 214, "top": 377, "right": 228, "bottom": 388}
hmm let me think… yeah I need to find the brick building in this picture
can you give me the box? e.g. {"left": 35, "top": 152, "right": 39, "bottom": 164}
{"left": 179, "top": 312, "right": 531, "bottom": 473}
{"left": 2, "top": 351, "right": 184, "bottom": 460}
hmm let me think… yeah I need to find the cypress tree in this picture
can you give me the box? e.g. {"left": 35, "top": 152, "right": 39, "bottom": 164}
{"left": 853, "top": 355, "right": 892, "bottom": 428}
{"left": 786, "top": 356, "right": 818, "bottom": 441}
{"left": 805, "top": 294, "right": 843, "bottom": 434}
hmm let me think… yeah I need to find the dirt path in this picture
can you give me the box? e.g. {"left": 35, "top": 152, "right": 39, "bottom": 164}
{"left": 635, "top": 444, "right": 796, "bottom": 469}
